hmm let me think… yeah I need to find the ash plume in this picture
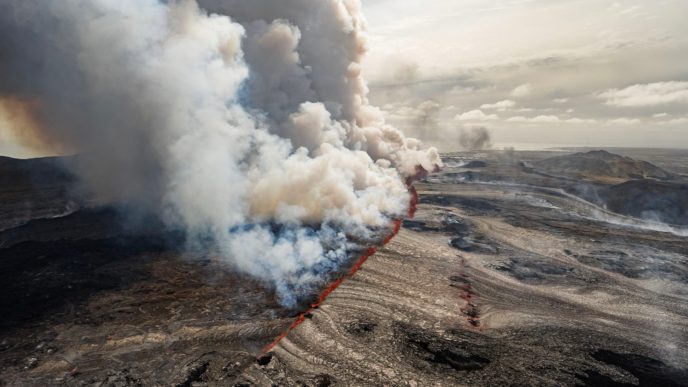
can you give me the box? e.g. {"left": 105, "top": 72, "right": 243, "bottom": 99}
{"left": 0, "top": 0, "right": 441, "bottom": 306}
{"left": 458, "top": 127, "right": 492, "bottom": 150}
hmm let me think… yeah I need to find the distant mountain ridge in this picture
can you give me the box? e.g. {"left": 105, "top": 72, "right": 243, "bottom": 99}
{"left": 531, "top": 150, "right": 686, "bottom": 225}
{"left": 534, "top": 150, "right": 673, "bottom": 182}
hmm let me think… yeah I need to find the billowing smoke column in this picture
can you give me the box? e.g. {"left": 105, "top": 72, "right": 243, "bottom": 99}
{"left": 0, "top": 0, "right": 441, "bottom": 306}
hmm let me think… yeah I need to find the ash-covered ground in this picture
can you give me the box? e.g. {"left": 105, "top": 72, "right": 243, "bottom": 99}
{"left": 1, "top": 148, "right": 688, "bottom": 386}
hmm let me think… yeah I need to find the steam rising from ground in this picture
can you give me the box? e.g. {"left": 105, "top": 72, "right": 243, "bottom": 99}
{"left": 0, "top": 0, "right": 440, "bottom": 306}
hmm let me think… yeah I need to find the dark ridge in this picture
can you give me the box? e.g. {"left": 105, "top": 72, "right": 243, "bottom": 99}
{"left": 0, "top": 155, "right": 77, "bottom": 188}
{"left": 534, "top": 150, "right": 673, "bottom": 181}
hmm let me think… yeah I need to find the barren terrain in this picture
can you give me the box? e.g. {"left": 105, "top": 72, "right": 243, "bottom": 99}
{"left": 1, "top": 149, "right": 687, "bottom": 386}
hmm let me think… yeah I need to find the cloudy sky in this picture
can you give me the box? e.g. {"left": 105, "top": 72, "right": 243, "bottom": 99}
{"left": 362, "top": 0, "right": 688, "bottom": 150}
{"left": 1, "top": 0, "right": 686, "bottom": 157}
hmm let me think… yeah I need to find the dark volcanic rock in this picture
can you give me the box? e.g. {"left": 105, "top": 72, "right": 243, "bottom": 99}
{"left": 401, "top": 220, "right": 433, "bottom": 232}
{"left": 345, "top": 320, "right": 378, "bottom": 335}
{"left": 490, "top": 256, "right": 584, "bottom": 284}
{"left": 462, "top": 160, "right": 488, "bottom": 169}
{"left": 577, "top": 350, "right": 688, "bottom": 387}
{"left": 568, "top": 248, "right": 688, "bottom": 281}
{"left": 399, "top": 324, "right": 491, "bottom": 373}
{"left": 449, "top": 236, "right": 498, "bottom": 254}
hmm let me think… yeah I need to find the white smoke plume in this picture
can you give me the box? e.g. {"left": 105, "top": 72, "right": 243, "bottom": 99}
{"left": 0, "top": 0, "right": 441, "bottom": 306}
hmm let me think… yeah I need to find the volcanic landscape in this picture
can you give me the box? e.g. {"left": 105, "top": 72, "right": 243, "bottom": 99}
{"left": 1, "top": 148, "right": 687, "bottom": 386}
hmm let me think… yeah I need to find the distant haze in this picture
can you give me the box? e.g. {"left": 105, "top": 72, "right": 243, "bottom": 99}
{"left": 362, "top": 0, "right": 688, "bottom": 151}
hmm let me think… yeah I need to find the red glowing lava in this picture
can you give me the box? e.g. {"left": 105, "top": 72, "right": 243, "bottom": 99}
{"left": 407, "top": 185, "right": 418, "bottom": 218}
{"left": 262, "top": 169, "right": 431, "bottom": 354}
{"left": 456, "top": 256, "right": 482, "bottom": 329}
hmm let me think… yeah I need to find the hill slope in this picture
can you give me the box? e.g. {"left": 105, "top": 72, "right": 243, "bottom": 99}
{"left": 605, "top": 179, "right": 688, "bottom": 226}
{"left": 535, "top": 150, "right": 673, "bottom": 182}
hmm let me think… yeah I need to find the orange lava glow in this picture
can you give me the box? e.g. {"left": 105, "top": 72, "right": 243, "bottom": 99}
{"left": 0, "top": 96, "right": 65, "bottom": 156}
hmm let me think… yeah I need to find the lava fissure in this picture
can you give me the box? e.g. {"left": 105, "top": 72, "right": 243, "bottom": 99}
{"left": 261, "top": 181, "right": 421, "bottom": 354}
{"left": 261, "top": 231, "right": 390, "bottom": 354}
{"left": 456, "top": 256, "right": 482, "bottom": 329}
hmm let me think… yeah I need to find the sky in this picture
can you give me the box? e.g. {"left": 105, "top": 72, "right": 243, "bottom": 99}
{"left": 361, "top": 0, "right": 688, "bottom": 150}
{"left": 1, "top": 0, "right": 686, "bottom": 157}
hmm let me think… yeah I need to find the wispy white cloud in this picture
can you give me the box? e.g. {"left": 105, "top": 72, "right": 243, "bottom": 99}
{"left": 607, "top": 117, "right": 641, "bottom": 125}
{"left": 507, "top": 115, "right": 558, "bottom": 123}
{"left": 480, "top": 99, "right": 516, "bottom": 110}
{"left": 455, "top": 109, "right": 499, "bottom": 121}
{"left": 660, "top": 117, "right": 688, "bottom": 125}
{"left": 598, "top": 81, "right": 688, "bottom": 107}
{"left": 511, "top": 83, "right": 532, "bottom": 98}
{"left": 448, "top": 85, "right": 479, "bottom": 95}
{"left": 565, "top": 117, "right": 597, "bottom": 124}
{"left": 506, "top": 115, "right": 596, "bottom": 124}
